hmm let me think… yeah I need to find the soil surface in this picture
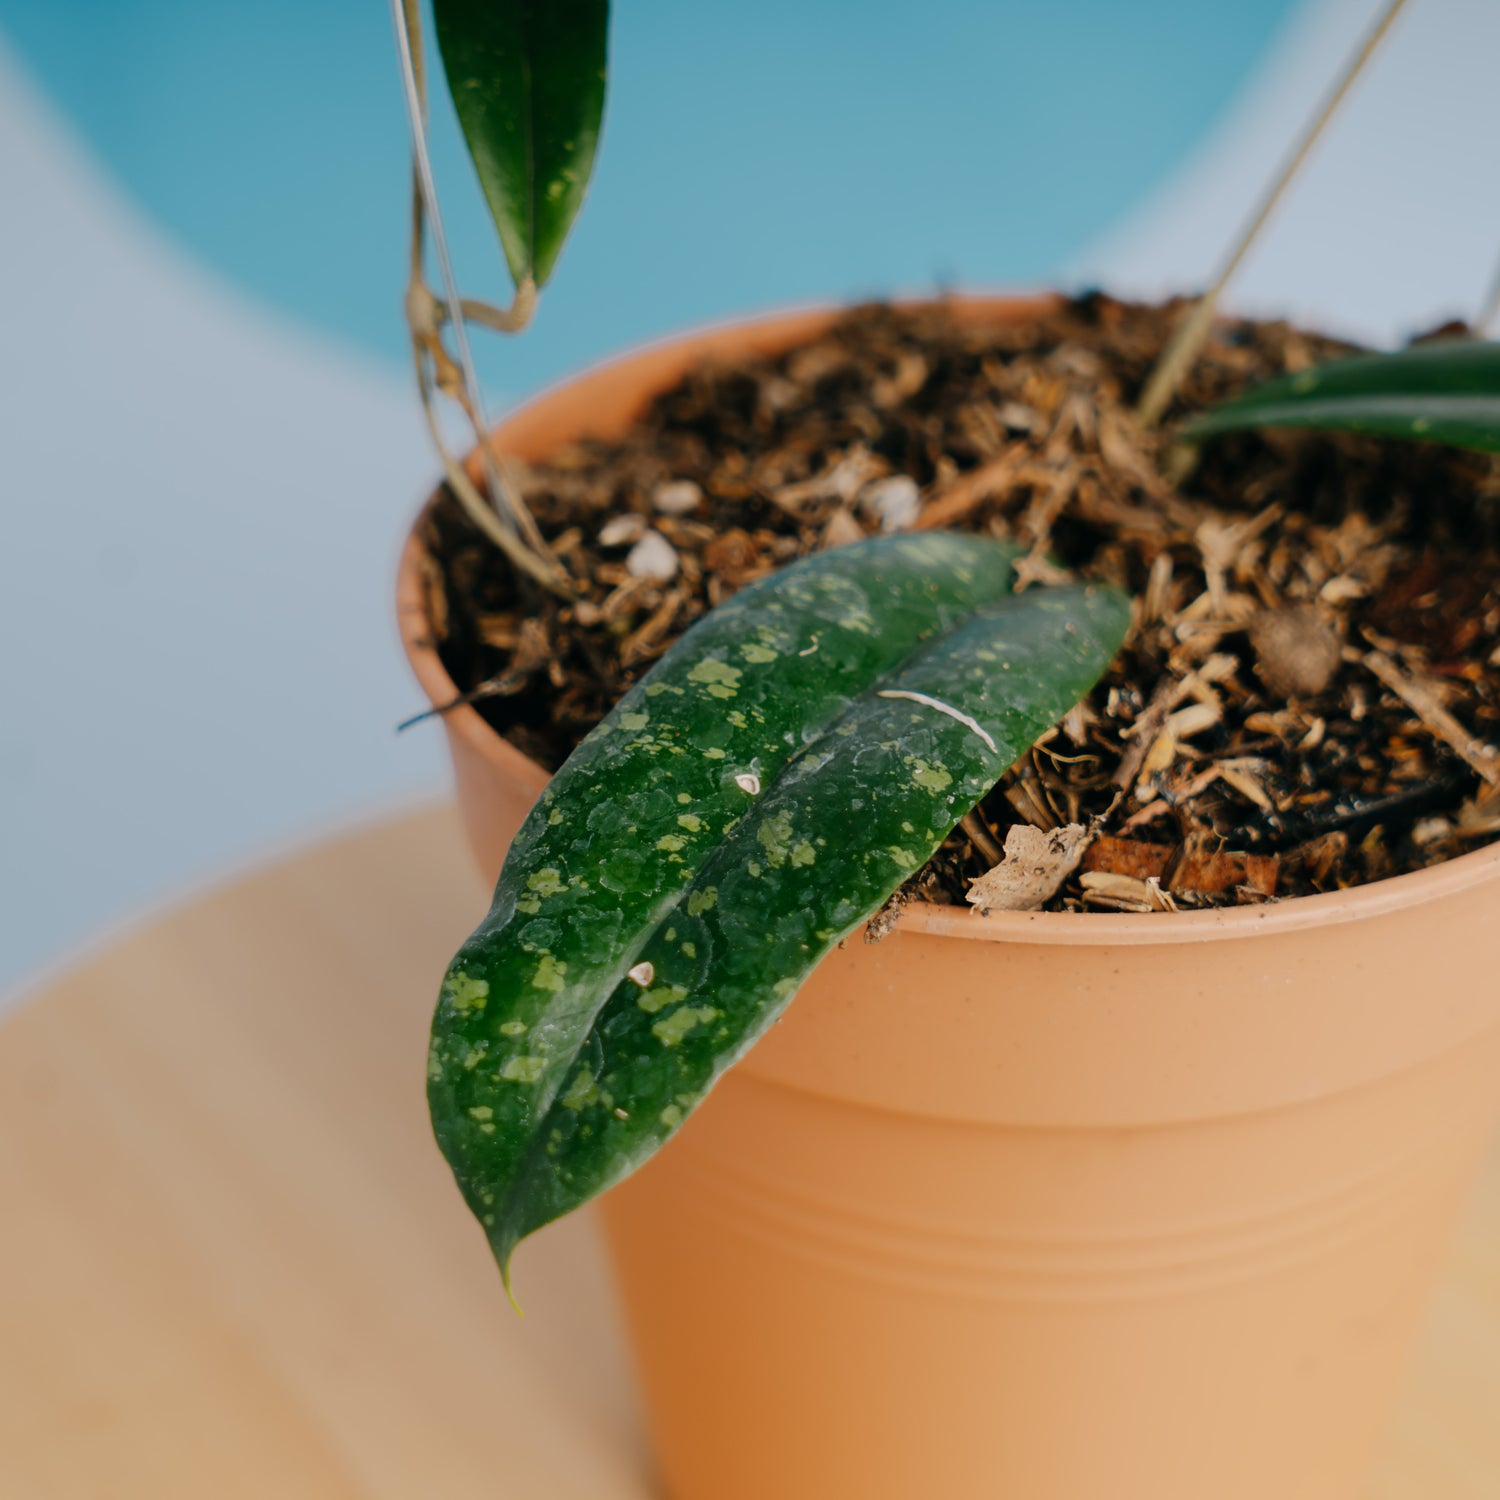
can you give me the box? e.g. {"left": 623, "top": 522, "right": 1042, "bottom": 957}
{"left": 417, "top": 295, "right": 1500, "bottom": 914}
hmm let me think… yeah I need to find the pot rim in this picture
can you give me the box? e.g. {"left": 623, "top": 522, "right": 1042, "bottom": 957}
{"left": 396, "top": 296, "right": 1500, "bottom": 948}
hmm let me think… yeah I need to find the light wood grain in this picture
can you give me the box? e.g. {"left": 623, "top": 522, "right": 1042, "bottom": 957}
{"left": 0, "top": 804, "right": 1495, "bottom": 1498}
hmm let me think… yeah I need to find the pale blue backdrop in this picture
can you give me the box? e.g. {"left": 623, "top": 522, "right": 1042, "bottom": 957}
{"left": 2, "top": 0, "right": 1298, "bottom": 379}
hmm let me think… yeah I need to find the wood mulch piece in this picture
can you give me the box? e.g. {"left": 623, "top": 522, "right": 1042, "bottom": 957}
{"left": 420, "top": 295, "right": 1500, "bottom": 913}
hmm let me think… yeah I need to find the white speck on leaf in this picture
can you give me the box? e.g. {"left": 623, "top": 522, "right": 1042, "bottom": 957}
{"left": 734, "top": 772, "right": 761, "bottom": 795}
{"left": 877, "top": 690, "right": 997, "bottom": 752}
{"left": 628, "top": 961, "right": 655, "bottom": 987}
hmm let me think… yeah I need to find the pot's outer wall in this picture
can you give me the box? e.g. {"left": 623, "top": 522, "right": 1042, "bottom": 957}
{"left": 398, "top": 300, "right": 1500, "bottom": 1500}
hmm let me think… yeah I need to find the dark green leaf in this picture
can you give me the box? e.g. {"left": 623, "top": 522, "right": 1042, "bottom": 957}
{"left": 427, "top": 535, "right": 1129, "bottom": 1283}
{"left": 1182, "top": 340, "right": 1500, "bottom": 453}
{"left": 431, "top": 0, "right": 608, "bottom": 289}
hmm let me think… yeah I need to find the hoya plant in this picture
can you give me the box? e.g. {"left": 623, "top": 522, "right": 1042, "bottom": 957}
{"left": 398, "top": 0, "right": 1500, "bottom": 1287}
{"left": 391, "top": 0, "right": 1133, "bottom": 1284}
{"left": 428, "top": 536, "right": 1129, "bottom": 1281}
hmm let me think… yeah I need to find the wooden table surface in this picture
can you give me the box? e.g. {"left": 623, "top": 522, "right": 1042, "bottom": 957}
{"left": 2, "top": 804, "right": 1497, "bottom": 1499}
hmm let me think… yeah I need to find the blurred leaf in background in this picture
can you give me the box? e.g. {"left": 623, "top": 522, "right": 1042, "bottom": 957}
{"left": 1184, "top": 340, "right": 1500, "bottom": 453}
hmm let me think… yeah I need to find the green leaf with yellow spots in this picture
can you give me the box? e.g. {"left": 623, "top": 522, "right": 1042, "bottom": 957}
{"left": 427, "top": 534, "right": 1129, "bottom": 1290}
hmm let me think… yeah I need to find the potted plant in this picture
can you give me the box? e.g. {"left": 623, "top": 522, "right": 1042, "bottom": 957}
{"left": 391, "top": 2, "right": 1500, "bottom": 1496}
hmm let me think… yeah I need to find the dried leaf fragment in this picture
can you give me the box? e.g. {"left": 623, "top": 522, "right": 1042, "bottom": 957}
{"left": 1297, "top": 830, "right": 1349, "bottom": 884}
{"left": 967, "top": 823, "right": 1092, "bottom": 913}
{"left": 1080, "top": 870, "right": 1155, "bottom": 911}
{"left": 702, "top": 527, "right": 760, "bottom": 582}
{"left": 1457, "top": 785, "right": 1500, "bottom": 836}
{"left": 1168, "top": 835, "right": 1279, "bottom": 898}
{"left": 1082, "top": 836, "right": 1173, "bottom": 881}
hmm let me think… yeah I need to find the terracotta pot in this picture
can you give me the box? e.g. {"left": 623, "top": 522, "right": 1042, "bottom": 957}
{"left": 397, "top": 300, "right": 1500, "bottom": 1500}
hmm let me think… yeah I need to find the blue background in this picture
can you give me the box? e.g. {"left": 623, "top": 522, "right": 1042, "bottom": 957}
{"left": 2, "top": 0, "right": 1294, "bottom": 385}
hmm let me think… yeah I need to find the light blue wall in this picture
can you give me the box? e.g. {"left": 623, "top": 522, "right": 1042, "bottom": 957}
{"left": 1, "top": 0, "right": 1297, "bottom": 388}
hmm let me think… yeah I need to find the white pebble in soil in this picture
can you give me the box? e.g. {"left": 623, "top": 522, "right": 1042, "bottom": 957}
{"left": 859, "top": 474, "right": 920, "bottom": 533}
{"left": 819, "top": 506, "right": 865, "bottom": 550}
{"left": 598, "top": 513, "right": 646, "bottom": 548}
{"left": 626, "top": 529, "right": 680, "bottom": 581}
{"left": 652, "top": 479, "right": 703, "bottom": 515}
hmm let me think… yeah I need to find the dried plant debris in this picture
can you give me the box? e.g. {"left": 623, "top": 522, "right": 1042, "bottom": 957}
{"left": 424, "top": 295, "right": 1500, "bottom": 912}
{"left": 967, "top": 823, "right": 1092, "bottom": 913}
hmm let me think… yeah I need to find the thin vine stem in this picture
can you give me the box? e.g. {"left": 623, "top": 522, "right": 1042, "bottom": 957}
{"left": 453, "top": 286, "right": 539, "bottom": 334}
{"left": 390, "top": 0, "right": 570, "bottom": 595}
{"left": 1475, "top": 248, "right": 1500, "bottom": 338}
{"left": 1136, "top": 0, "right": 1412, "bottom": 429}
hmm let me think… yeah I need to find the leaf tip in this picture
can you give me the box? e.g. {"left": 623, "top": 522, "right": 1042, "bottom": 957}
{"left": 497, "top": 1249, "right": 526, "bottom": 1318}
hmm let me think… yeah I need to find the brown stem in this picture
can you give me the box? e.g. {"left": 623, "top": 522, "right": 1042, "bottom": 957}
{"left": 454, "top": 283, "right": 539, "bottom": 335}
{"left": 960, "top": 811, "right": 1004, "bottom": 867}
{"left": 1136, "top": 0, "right": 1411, "bottom": 428}
{"left": 1362, "top": 650, "right": 1500, "bottom": 787}
{"left": 394, "top": 0, "right": 570, "bottom": 595}
{"left": 411, "top": 344, "right": 569, "bottom": 593}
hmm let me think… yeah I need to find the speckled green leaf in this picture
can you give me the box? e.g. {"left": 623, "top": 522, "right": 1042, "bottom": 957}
{"left": 431, "top": 0, "right": 607, "bottom": 289}
{"left": 1183, "top": 340, "right": 1500, "bottom": 453}
{"left": 427, "top": 535, "right": 1129, "bottom": 1285}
